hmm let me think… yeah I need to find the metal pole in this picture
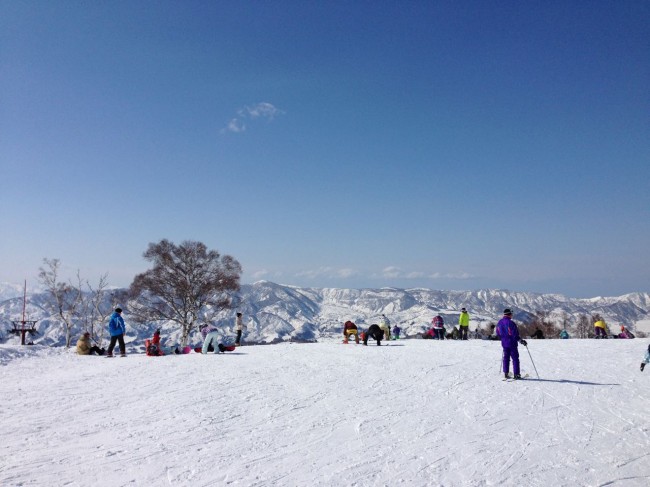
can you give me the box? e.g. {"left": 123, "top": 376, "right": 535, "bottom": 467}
{"left": 525, "top": 344, "right": 540, "bottom": 379}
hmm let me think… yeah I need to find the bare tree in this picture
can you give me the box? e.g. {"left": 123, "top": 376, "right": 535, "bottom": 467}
{"left": 576, "top": 314, "right": 591, "bottom": 339}
{"left": 79, "top": 274, "right": 121, "bottom": 347}
{"left": 129, "top": 239, "right": 242, "bottom": 346}
{"left": 559, "top": 311, "right": 571, "bottom": 332}
{"left": 38, "top": 258, "right": 84, "bottom": 347}
{"left": 522, "top": 310, "right": 558, "bottom": 338}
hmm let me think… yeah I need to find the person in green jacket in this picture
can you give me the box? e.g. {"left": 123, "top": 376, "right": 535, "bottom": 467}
{"left": 458, "top": 308, "right": 470, "bottom": 340}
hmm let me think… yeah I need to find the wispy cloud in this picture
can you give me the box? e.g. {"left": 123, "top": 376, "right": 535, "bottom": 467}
{"left": 221, "top": 102, "right": 284, "bottom": 134}
{"left": 295, "top": 267, "right": 359, "bottom": 280}
{"left": 375, "top": 266, "right": 474, "bottom": 280}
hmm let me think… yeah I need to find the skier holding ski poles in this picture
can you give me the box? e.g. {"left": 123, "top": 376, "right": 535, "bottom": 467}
{"left": 496, "top": 308, "right": 527, "bottom": 380}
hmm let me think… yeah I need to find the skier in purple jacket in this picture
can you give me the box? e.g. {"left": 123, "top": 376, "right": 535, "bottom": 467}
{"left": 496, "top": 308, "right": 527, "bottom": 379}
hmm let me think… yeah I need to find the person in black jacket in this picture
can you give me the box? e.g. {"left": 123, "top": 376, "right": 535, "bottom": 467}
{"left": 363, "top": 324, "right": 384, "bottom": 346}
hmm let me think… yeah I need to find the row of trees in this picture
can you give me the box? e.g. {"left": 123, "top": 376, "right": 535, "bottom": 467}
{"left": 37, "top": 240, "right": 242, "bottom": 347}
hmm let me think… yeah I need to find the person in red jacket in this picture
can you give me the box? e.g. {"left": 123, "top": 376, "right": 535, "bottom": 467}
{"left": 343, "top": 320, "right": 359, "bottom": 344}
{"left": 146, "top": 329, "right": 164, "bottom": 356}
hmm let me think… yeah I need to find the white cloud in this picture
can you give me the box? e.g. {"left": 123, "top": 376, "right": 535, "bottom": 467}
{"left": 221, "top": 102, "right": 284, "bottom": 134}
{"left": 295, "top": 267, "right": 358, "bottom": 280}
{"left": 381, "top": 266, "right": 403, "bottom": 278}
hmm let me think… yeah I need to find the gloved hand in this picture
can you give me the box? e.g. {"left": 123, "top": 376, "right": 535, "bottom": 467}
{"left": 642, "top": 363, "right": 646, "bottom": 372}
{"left": 520, "top": 339, "right": 528, "bottom": 346}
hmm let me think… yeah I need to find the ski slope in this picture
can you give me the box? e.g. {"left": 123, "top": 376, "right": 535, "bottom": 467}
{"left": 1, "top": 339, "right": 649, "bottom": 486}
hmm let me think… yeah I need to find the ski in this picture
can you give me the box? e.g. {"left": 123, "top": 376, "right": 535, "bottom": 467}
{"left": 502, "top": 373, "right": 529, "bottom": 382}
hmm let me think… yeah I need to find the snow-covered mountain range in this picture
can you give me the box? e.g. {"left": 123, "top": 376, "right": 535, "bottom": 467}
{"left": 1, "top": 280, "right": 649, "bottom": 348}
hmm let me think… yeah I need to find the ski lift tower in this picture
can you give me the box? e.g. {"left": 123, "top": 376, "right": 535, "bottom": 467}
{"left": 10, "top": 281, "right": 38, "bottom": 345}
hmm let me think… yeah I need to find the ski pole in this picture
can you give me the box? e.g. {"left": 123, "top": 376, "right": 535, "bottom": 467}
{"left": 500, "top": 349, "right": 503, "bottom": 374}
{"left": 524, "top": 344, "right": 540, "bottom": 379}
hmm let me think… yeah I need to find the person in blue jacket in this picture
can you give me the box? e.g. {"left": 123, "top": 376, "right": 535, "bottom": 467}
{"left": 496, "top": 308, "right": 527, "bottom": 379}
{"left": 106, "top": 307, "right": 127, "bottom": 357}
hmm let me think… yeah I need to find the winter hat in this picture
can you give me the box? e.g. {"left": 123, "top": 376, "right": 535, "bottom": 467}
{"left": 461, "top": 308, "right": 467, "bottom": 312}
{"left": 620, "top": 325, "right": 625, "bottom": 331}
{"left": 154, "top": 329, "right": 160, "bottom": 335}
{"left": 115, "top": 307, "right": 122, "bottom": 313}
{"left": 503, "top": 308, "right": 512, "bottom": 316}
{"left": 83, "top": 331, "right": 90, "bottom": 337}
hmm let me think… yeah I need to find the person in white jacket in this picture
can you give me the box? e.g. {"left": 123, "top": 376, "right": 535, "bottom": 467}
{"left": 379, "top": 314, "right": 391, "bottom": 341}
{"left": 235, "top": 312, "right": 245, "bottom": 346}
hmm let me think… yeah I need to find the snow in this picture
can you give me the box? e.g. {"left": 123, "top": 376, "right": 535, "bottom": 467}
{"left": 1, "top": 339, "right": 649, "bottom": 486}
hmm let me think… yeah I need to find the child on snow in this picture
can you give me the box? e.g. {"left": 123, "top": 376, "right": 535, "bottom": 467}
{"left": 641, "top": 345, "right": 650, "bottom": 372}
{"left": 145, "top": 329, "right": 164, "bottom": 356}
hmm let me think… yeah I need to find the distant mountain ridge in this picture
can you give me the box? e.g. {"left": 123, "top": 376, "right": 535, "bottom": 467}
{"left": 1, "top": 281, "right": 648, "bottom": 347}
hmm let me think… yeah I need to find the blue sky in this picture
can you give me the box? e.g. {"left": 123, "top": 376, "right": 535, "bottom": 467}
{"left": 1, "top": 1, "right": 648, "bottom": 298}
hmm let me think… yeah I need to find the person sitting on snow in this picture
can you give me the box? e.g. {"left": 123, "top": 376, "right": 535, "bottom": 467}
{"left": 559, "top": 329, "right": 570, "bottom": 339}
{"left": 363, "top": 324, "right": 384, "bottom": 346}
{"left": 617, "top": 325, "right": 635, "bottom": 339}
{"left": 343, "top": 320, "right": 359, "bottom": 344}
{"left": 76, "top": 331, "right": 105, "bottom": 356}
{"left": 531, "top": 328, "right": 545, "bottom": 339}
{"left": 641, "top": 345, "right": 650, "bottom": 372}
{"left": 146, "top": 329, "right": 164, "bottom": 356}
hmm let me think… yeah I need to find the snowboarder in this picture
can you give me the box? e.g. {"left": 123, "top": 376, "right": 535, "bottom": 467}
{"left": 199, "top": 323, "right": 218, "bottom": 352}
{"left": 379, "top": 314, "right": 391, "bottom": 341}
{"left": 559, "top": 329, "right": 570, "bottom": 339}
{"left": 458, "top": 308, "right": 470, "bottom": 340}
{"left": 432, "top": 314, "right": 445, "bottom": 340}
{"left": 594, "top": 319, "right": 608, "bottom": 338}
{"left": 640, "top": 345, "right": 650, "bottom": 372}
{"left": 343, "top": 320, "right": 360, "bottom": 344}
{"left": 392, "top": 324, "right": 401, "bottom": 340}
{"left": 106, "top": 307, "right": 127, "bottom": 357}
{"left": 235, "top": 312, "right": 245, "bottom": 346}
{"left": 496, "top": 308, "right": 527, "bottom": 380}
{"left": 202, "top": 327, "right": 222, "bottom": 354}
{"left": 76, "top": 331, "right": 105, "bottom": 356}
{"left": 363, "top": 324, "right": 384, "bottom": 346}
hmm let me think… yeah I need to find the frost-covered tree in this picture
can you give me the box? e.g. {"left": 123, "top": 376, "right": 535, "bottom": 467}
{"left": 38, "top": 259, "right": 83, "bottom": 347}
{"left": 129, "top": 239, "right": 242, "bottom": 346}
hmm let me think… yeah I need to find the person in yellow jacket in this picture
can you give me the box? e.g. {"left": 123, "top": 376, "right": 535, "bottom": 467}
{"left": 458, "top": 308, "right": 470, "bottom": 340}
{"left": 594, "top": 319, "right": 608, "bottom": 338}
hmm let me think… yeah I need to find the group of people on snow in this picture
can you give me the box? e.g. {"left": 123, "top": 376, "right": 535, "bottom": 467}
{"left": 342, "top": 315, "right": 401, "bottom": 346}
{"left": 421, "top": 308, "right": 471, "bottom": 340}
{"left": 76, "top": 307, "right": 246, "bottom": 357}
{"left": 594, "top": 318, "right": 636, "bottom": 339}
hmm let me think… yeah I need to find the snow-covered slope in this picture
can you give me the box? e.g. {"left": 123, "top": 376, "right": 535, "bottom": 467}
{"left": 0, "top": 339, "right": 648, "bottom": 486}
{"left": 1, "top": 281, "right": 649, "bottom": 347}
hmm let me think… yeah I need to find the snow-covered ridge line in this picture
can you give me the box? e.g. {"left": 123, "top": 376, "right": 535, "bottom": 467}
{"left": 1, "top": 281, "right": 649, "bottom": 347}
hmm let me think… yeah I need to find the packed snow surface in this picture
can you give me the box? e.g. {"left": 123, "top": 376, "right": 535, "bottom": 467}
{"left": 1, "top": 339, "right": 649, "bottom": 486}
